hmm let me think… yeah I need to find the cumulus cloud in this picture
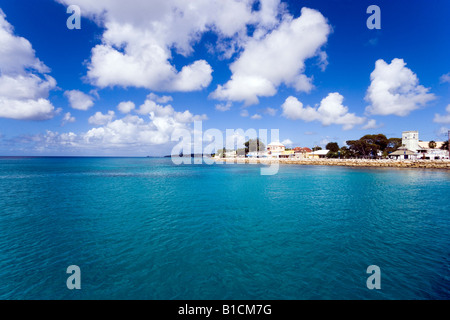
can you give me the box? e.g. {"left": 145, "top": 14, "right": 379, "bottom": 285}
{"left": 88, "top": 111, "right": 116, "bottom": 126}
{"left": 64, "top": 90, "right": 95, "bottom": 111}
{"left": 61, "top": 112, "right": 76, "bottom": 126}
{"left": 362, "top": 119, "right": 382, "bottom": 130}
{"left": 82, "top": 96, "right": 207, "bottom": 148}
{"left": 264, "top": 107, "right": 277, "bottom": 116}
{"left": 22, "top": 95, "right": 209, "bottom": 153}
{"left": 240, "top": 109, "right": 249, "bottom": 117}
{"left": 281, "top": 139, "right": 293, "bottom": 146}
{"left": 147, "top": 93, "right": 173, "bottom": 104}
{"left": 215, "top": 101, "right": 232, "bottom": 112}
{"left": 56, "top": 0, "right": 285, "bottom": 92}
{"left": 0, "top": 10, "right": 57, "bottom": 120}
{"left": 440, "top": 73, "right": 450, "bottom": 84}
{"left": 117, "top": 101, "right": 135, "bottom": 114}
{"left": 136, "top": 99, "right": 207, "bottom": 123}
{"left": 250, "top": 113, "right": 262, "bottom": 120}
{"left": 365, "top": 58, "right": 435, "bottom": 116}
{"left": 211, "top": 7, "right": 331, "bottom": 105}
{"left": 281, "top": 93, "right": 366, "bottom": 130}
{"left": 434, "top": 104, "right": 450, "bottom": 124}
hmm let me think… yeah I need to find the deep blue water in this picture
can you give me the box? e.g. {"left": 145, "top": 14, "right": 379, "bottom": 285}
{"left": 0, "top": 157, "right": 449, "bottom": 300}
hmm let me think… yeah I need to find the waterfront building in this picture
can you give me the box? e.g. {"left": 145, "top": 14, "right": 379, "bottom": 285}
{"left": 293, "top": 147, "right": 312, "bottom": 159}
{"left": 390, "top": 131, "right": 449, "bottom": 160}
{"left": 267, "top": 142, "right": 285, "bottom": 158}
{"left": 279, "top": 150, "right": 295, "bottom": 158}
{"left": 389, "top": 147, "right": 419, "bottom": 160}
{"left": 402, "top": 131, "right": 420, "bottom": 152}
{"left": 306, "top": 150, "right": 329, "bottom": 159}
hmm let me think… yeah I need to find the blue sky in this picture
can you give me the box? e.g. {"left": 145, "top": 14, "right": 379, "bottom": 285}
{"left": 0, "top": 0, "right": 449, "bottom": 156}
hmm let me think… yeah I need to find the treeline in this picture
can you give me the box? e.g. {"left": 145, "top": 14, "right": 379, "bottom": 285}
{"left": 215, "top": 134, "right": 449, "bottom": 159}
{"left": 325, "top": 134, "right": 403, "bottom": 159}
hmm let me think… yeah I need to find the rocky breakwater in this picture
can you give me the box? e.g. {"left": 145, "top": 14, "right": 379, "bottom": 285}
{"left": 215, "top": 158, "right": 450, "bottom": 170}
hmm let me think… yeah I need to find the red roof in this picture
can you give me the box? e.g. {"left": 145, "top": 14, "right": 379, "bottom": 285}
{"left": 294, "top": 147, "right": 312, "bottom": 153}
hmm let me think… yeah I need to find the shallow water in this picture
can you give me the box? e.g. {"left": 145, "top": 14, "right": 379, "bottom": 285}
{"left": 0, "top": 157, "right": 449, "bottom": 299}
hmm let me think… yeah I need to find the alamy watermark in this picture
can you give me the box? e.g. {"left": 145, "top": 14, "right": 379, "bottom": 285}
{"left": 366, "top": 265, "right": 381, "bottom": 290}
{"left": 367, "top": 5, "right": 381, "bottom": 30}
{"left": 170, "top": 121, "right": 280, "bottom": 175}
{"left": 66, "top": 265, "right": 81, "bottom": 290}
{"left": 66, "top": 5, "right": 81, "bottom": 30}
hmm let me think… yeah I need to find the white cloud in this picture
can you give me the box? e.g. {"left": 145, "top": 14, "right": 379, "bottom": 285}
{"left": 88, "top": 111, "right": 116, "bottom": 126}
{"left": 240, "top": 109, "right": 249, "bottom": 117}
{"left": 78, "top": 21, "right": 212, "bottom": 92}
{"left": 147, "top": 93, "right": 173, "bottom": 104}
{"left": 136, "top": 99, "right": 207, "bottom": 123}
{"left": 211, "top": 7, "right": 331, "bottom": 105}
{"left": 251, "top": 113, "right": 262, "bottom": 120}
{"left": 117, "top": 101, "right": 135, "bottom": 114}
{"left": 0, "top": 98, "right": 59, "bottom": 121}
{"left": 264, "top": 107, "right": 277, "bottom": 116}
{"left": 62, "top": 112, "right": 76, "bottom": 126}
{"left": 56, "top": 0, "right": 285, "bottom": 92}
{"left": 83, "top": 97, "right": 207, "bottom": 147}
{"left": 0, "top": 10, "right": 57, "bottom": 120}
{"left": 281, "top": 139, "right": 293, "bottom": 146}
{"left": 362, "top": 119, "right": 382, "bottom": 130}
{"left": 281, "top": 93, "right": 366, "bottom": 130}
{"left": 28, "top": 95, "right": 209, "bottom": 153}
{"left": 64, "top": 90, "right": 95, "bottom": 111}
{"left": 434, "top": 104, "right": 450, "bottom": 124}
{"left": 365, "top": 58, "right": 435, "bottom": 116}
{"left": 215, "top": 101, "right": 232, "bottom": 112}
{"left": 440, "top": 73, "right": 450, "bottom": 84}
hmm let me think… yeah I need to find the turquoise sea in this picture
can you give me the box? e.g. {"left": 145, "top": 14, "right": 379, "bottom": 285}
{"left": 0, "top": 157, "right": 449, "bottom": 300}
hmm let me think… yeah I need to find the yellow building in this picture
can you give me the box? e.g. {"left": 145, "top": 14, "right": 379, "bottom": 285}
{"left": 267, "top": 142, "right": 285, "bottom": 158}
{"left": 280, "top": 150, "right": 295, "bottom": 158}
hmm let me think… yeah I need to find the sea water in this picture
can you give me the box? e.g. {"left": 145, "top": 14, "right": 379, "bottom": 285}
{"left": 0, "top": 157, "right": 449, "bottom": 299}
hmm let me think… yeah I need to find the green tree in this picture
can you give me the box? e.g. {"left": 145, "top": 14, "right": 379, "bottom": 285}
{"left": 339, "top": 146, "right": 354, "bottom": 159}
{"left": 385, "top": 137, "right": 402, "bottom": 155}
{"left": 326, "top": 151, "right": 339, "bottom": 158}
{"left": 346, "top": 139, "right": 371, "bottom": 158}
{"left": 428, "top": 141, "right": 437, "bottom": 149}
{"left": 312, "top": 146, "right": 322, "bottom": 151}
{"left": 441, "top": 140, "right": 449, "bottom": 150}
{"left": 244, "top": 138, "right": 266, "bottom": 155}
{"left": 326, "top": 142, "right": 340, "bottom": 152}
{"left": 347, "top": 134, "right": 389, "bottom": 159}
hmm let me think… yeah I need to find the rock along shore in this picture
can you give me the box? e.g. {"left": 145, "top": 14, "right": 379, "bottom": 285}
{"left": 214, "top": 158, "right": 450, "bottom": 170}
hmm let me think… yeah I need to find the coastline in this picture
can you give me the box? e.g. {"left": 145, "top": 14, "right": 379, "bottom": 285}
{"left": 214, "top": 158, "right": 450, "bottom": 170}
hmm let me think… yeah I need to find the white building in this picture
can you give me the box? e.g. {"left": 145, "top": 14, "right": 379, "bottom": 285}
{"left": 306, "top": 150, "right": 329, "bottom": 159}
{"left": 267, "top": 142, "right": 285, "bottom": 158}
{"left": 390, "top": 131, "right": 449, "bottom": 160}
{"left": 402, "top": 131, "right": 420, "bottom": 152}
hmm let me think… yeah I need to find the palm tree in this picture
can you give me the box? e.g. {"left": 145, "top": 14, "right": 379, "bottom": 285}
{"left": 428, "top": 141, "right": 437, "bottom": 149}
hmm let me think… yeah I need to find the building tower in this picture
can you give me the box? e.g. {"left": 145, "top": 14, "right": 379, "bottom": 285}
{"left": 402, "top": 131, "right": 420, "bottom": 152}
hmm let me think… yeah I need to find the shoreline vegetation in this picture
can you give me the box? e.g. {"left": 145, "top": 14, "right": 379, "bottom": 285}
{"left": 214, "top": 158, "right": 450, "bottom": 170}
